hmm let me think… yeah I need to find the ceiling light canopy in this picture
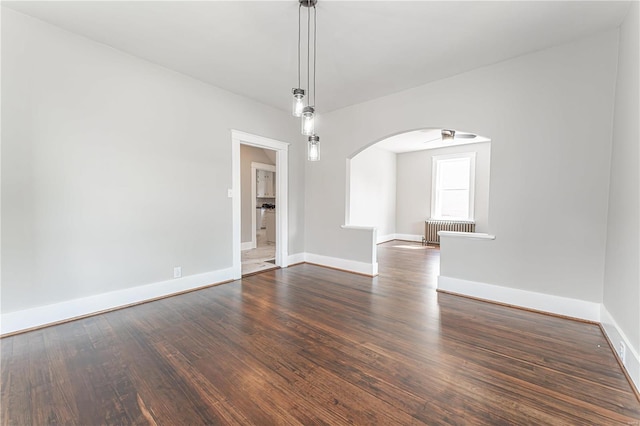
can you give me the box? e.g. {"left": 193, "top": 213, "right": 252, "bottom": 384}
{"left": 438, "top": 129, "right": 477, "bottom": 142}
{"left": 441, "top": 129, "right": 455, "bottom": 141}
{"left": 292, "top": 0, "right": 320, "bottom": 160}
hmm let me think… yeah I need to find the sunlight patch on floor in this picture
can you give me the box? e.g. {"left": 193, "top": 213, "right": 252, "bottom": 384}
{"left": 392, "top": 244, "right": 434, "bottom": 250}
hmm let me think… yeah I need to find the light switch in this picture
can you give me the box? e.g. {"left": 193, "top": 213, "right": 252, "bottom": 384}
{"left": 227, "top": 189, "right": 233, "bottom": 198}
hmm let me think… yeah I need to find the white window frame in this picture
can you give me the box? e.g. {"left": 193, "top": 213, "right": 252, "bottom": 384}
{"left": 431, "top": 152, "right": 476, "bottom": 221}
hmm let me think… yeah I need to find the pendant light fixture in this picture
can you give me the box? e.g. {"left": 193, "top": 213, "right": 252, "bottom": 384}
{"left": 292, "top": 0, "right": 321, "bottom": 161}
{"left": 292, "top": 88, "right": 305, "bottom": 117}
{"left": 308, "top": 135, "right": 320, "bottom": 161}
{"left": 301, "top": 106, "right": 315, "bottom": 135}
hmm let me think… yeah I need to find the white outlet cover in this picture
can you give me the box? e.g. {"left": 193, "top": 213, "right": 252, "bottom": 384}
{"left": 173, "top": 267, "right": 182, "bottom": 278}
{"left": 227, "top": 189, "right": 233, "bottom": 198}
{"left": 619, "top": 341, "right": 626, "bottom": 364}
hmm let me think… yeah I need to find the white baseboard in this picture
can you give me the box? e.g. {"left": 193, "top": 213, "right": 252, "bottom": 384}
{"left": 436, "top": 276, "right": 640, "bottom": 391}
{"left": 377, "top": 234, "right": 396, "bottom": 244}
{"left": 305, "top": 253, "right": 378, "bottom": 276}
{"left": 437, "top": 275, "right": 601, "bottom": 322}
{"left": 287, "top": 253, "right": 306, "bottom": 265}
{"left": 1, "top": 268, "right": 235, "bottom": 335}
{"left": 340, "top": 227, "right": 423, "bottom": 245}
{"left": 370, "top": 233, "right": 425, "bottom": 244}
{"left": 393, "top": 233, "right": 423, "bottom": 243}
{"left": 241, "top": 241, "right": 256, "bottom": 251}
{"left": 286, "top": 252, "right": 378, "bottom": 276}
{"left": 600, "top": 305, "right": 640, "bottom": 393}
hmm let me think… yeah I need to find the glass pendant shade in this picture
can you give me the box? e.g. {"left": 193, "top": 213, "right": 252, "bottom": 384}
{"left": 292, "top": 88, "right": 305, "bottom": 117}
{"left": 301, "top": 106, "right": 315, "bottom": 136}
{"left": 308, "top": 135, "right": 320, "bottom": 161}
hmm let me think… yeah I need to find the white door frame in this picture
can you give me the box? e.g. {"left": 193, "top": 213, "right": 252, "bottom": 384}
{"left": 251, "top": 162, "right": 277, "bottom": 250}
{"left": 231, "top": 130, "right": 289, "bottom": 279}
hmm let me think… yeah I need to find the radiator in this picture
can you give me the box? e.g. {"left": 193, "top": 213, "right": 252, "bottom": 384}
{"left": 424, "top": 220, "right": 476, "bottom": 245}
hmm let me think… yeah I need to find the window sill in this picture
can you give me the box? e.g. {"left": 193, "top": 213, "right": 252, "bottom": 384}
{"left": 438, "top": 231, "right": 495, "bottom": 240}
{"left": 428, "top": 218, "right": 475, "bottom": 223}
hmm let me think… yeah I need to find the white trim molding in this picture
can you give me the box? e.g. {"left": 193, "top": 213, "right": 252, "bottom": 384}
{"left": 375, "top": 233, "right": 426, "bottom": 244}
{"left": 377, "top": 233, "right": 396, "bottom": 244}
{"left": 231, "top": 130, "right": 289, "bottom": 280}
{"left": 287, "top": 253, "right": 306, "bottom": 265}
{"left": 285, "top": 252, "right": 378, "bottom": 277}
{"left": 600, "top": 305, "right": 640, "bottom": 392}
{"left": 0, "top": 250, "right": 378, "bottom": 335}
{"left": 392, "top": 233, "right": 424, "bottom": 243}
{"left": 438, "top": 231, "right": 496, "bottom": 240}
{"left": 305, "top": 253, "right": 378, "bottom": 276}
{"left": 437, "top": 276, "right": 601, "bottom": 322}
{"left": 369, "top": 231, "right": 495, "bottom": 245}
{"left": 377, "top": 233, "right": 450, "bottom": 244}
{"left": 431, "top": 152, "right": 476, "bottom": 221}
{"left": 437, "top": 276, "right": 639, "bottom": 395}
{"left": 1, "top": 268, "right": 235, "bottom": 335}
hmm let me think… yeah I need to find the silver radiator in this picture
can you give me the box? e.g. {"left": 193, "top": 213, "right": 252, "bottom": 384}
{"left": 424, "top": 220, "right": 476, "bottom": 245}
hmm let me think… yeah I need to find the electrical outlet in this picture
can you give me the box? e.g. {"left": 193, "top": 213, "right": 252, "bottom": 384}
{"left": 173, "top": 266, "right": 182, "bottom": 279}
{"left": 618, "top": 341, "right": 626, "bottom": 364}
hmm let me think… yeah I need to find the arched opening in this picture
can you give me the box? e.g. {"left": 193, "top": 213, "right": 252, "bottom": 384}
{"left": 346, "top": 128, "right": 491, "bottom": 244}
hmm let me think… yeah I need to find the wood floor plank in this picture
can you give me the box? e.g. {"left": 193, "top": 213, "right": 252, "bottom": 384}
{"left": 198, "top": 299, "right": 420, "bottom": 425}
{"left": 1, "top": 241, "right": 639, "bottom": 425}
{"left": 1, "top": 333, "right": 32, "bottom": 426}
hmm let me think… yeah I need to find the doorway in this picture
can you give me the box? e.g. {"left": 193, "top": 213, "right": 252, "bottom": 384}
{"left": 242, "top": 159, "right": 277, "bottom": 275}
{"left": 346, "top": 128, "right": 491, "bottom": 242}
{"left": 231, "top": 130, "right": 289, "bottom": 279}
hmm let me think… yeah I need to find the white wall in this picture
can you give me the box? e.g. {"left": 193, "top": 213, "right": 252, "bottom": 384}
{"left": 602, "top": 1, "right": 639, "bottom": 386}
{"left": 307, "top": 29, "right": 619, "bottom": 302}
{"left": 348, "top": 146, "right": 396, "bottom": 242}
{"left": 240, "top": 145, "right": 274, "bottom": 243}
{"left": 396, "top": 142, "right": 491, "bottom": 237}
{"left": 1, "top": 9, "right": 305, "bottom": 315}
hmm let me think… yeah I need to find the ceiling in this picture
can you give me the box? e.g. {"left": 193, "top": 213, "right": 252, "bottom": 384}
{"left": 375, "top": 129, "right": 490, "bottom": 154}
{"left": 3, "top": 1, "right": 631, "bottom": 114}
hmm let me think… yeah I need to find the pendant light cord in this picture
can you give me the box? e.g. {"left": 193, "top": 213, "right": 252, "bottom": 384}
{"left": 297, "top": 4, "right": 301, "bottom": 89}
{"left": 307, "top": 4, "right": 311, "bottom": 107}
{"left": 313, "top": 5, "right": 317, "bottom": 108}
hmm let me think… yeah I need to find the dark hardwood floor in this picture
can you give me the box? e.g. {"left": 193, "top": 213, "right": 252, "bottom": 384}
{"left": 2, "top": 241, "right": 639, "bottom": 425}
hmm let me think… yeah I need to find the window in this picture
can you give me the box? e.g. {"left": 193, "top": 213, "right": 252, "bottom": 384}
{"left": 432, "top": 153, "right": 476, "bottom": 221}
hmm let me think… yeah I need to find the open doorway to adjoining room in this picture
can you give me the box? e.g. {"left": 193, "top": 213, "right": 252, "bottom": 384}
{"left": 231, "top": 130, "right": 289, "bottom": 279}
{"left": 346, "top": 128, "right": 491, "bottom": 247}
{"left": 243, "top": 155, "right": 277, "bottom": 275}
